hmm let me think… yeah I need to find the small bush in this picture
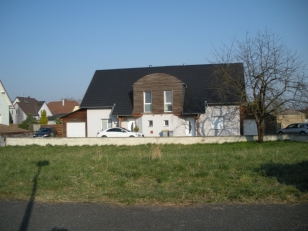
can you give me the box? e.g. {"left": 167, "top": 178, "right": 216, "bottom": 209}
{"left": 134, "top": 125, "right": 139, "bottom": 132}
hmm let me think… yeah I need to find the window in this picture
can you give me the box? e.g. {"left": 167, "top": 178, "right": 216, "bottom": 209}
{"left": 144, "top": 91, "right": 152, "bottom": 112}
{"left": 148, "top": 120, "right": 153, "bottom": 127}
{"left": 211, "top": 117, "right": 224, "bottom": 129}
{"left": 164, "top": 90, "right": 172, "bottom": 112}
{"left": 101, "top": 119, "right": 112, "bottom": 130}
{"left": 164, "top": 120, "right": 169, "bottom": 127}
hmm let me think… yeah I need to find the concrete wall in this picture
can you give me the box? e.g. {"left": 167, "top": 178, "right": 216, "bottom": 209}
{"left": 0, "top": 132, "right": 33, "bottom": 146}
{"left": 4, "top": 135, "right": 308, "bottom": 146}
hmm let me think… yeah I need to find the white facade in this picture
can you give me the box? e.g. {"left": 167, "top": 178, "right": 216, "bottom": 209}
{"left": 0, "top": 82, "right": 13, "bottom": 125}
{"left": 198, "top": 106, "right": 240, "bottom": 136}
{"left": 86, "top": 105, "right": 240, "bottom": 137}
{"left": 87, "top": 109, "right": 118, "bottom": 137}
{"left": 11, "top": 103, "right": 26, "bottom": 124}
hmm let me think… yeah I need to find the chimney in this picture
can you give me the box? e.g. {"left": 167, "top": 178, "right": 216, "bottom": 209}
{"left": 62, "top": 99, "right": 65, "bottom": 106}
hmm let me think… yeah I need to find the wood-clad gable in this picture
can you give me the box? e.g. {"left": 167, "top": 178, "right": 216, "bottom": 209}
{"left": 133, "top": 73, "right": 184, "bottom": 115}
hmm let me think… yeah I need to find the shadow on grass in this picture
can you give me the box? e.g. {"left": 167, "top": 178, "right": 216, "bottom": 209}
{"left": 258, "top": 160, "right": 308, "bottom": 192}
{"left": 19, "top": 160, "right": 50, "bottom": 231}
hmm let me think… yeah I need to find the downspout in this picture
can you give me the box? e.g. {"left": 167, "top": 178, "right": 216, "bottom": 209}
{"left": 110, "top": 104, "right": 117, "bottom": 126}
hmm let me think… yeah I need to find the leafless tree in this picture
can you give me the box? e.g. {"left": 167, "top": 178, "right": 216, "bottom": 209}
{"left": 211, "top": 29, "right": 308, "bottom": 142}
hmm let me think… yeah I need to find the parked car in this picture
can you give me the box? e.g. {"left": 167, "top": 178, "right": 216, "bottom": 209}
{"left": 33, "top": 127, "right": 57, "bottom": 137}
{"left": 277, "top": 123, "right": 308, "bottom": 135}
{"left": 96, "top": 127, "right": 144, "bottom": 137}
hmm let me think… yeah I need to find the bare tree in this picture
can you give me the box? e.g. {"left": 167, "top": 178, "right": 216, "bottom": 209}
{"left": 211, "top": 29, "right": 308, "bottom": 142}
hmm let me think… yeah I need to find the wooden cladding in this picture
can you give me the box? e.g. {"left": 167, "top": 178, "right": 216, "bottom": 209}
{"left": 133, "top": 73, "right": 184, "bottom": 114}
{"left": 61, "top": 109, "right": 87, "bottom": 137}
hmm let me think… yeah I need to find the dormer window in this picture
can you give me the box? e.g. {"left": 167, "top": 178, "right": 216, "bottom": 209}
{"left": 164, "top": 90, "right": 172, "bottom": 112}
{"left": 144, "top": 91, "right": 152, "bottom": 112}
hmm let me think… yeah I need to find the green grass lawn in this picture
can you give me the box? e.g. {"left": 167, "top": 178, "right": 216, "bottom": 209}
{"left": 0, "top": 141, "right": 307, "bottom": 205}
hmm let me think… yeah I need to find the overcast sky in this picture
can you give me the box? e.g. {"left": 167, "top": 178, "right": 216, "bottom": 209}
{"left": 1, "top": 0, "right": 307, "bottom": 103}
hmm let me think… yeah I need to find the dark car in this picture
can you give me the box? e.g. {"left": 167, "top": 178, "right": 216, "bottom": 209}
{"left": 33, "top": 127, "right": 57, "bottom": 137}
{"left": 277, "top": 123, "right": 308, "bottom": 135}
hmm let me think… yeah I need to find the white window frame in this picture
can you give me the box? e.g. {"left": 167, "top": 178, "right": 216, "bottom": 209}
{"left": 164, "top": 120, "right": 169, "bottom": 127}
{"left": 101, "top": 119, "right": 112, "bottom": 130}
{"left": 164, "top": 90, "right": 172, "bottom": 112}
{"left": 148, "top": 120, "right": 153, "bottom": 127}
{"left": 144, "top": 91, "right": 152, "bottom": 112}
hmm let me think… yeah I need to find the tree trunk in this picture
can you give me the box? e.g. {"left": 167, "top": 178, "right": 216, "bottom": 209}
{"left": 256, "top": 118, "right": 265, "bottom": 143}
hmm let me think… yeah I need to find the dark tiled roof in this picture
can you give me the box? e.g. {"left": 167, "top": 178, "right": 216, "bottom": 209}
{"left": 48, "top": 113, "right": 68, "bottom": 121}
{"left": 80, "top": 64, "right": 244, "bottom": 115}
{"left": 47, "top": 100, "right": 79, "bottom": 115}
{"left": 15, "top": 97, "right": 45, "bottom": 116}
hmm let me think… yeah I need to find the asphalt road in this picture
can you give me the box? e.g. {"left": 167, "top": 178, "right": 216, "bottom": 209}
{"left": 1, "top": 200, "right": 308, "bottom": 231}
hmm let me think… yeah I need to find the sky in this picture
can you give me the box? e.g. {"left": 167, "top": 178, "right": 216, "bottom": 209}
{"left": 1, "top": 0, "right": 308, "bottom": 103}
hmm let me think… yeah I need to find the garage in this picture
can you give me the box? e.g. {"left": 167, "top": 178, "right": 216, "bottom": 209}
{"left": 67, "top": 122, "right": 86, "bottom": 137}
{"left": 243, "top": 119, "right": 257, "bottom": 135}
{"left": 60, "top": 109, "right": 87, "bottom": 137}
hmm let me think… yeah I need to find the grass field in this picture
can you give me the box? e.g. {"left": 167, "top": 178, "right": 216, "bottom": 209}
{"left": 0, "top": 141, "right": 307, "bottom": 205}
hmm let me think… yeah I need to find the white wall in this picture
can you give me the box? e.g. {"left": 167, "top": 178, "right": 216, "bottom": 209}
{"left": 0, "top": 93, "right": 9, "bottom": 125}
{"left": 199, "top": 106, "right": 240, "bottom": 136}
{"left": 6, "top": 135, "right": 308, "bottom": 146}
{"left": 121, "top": 117, "right": 138, "bottom": 132}
{"left": 139, "top": 114, "right": 189, "bottom": 137}
{"left": 87, "top": 109, "right": 117, "bottom": 137}
{"left": 86, "top": 106, "right": 240, "bottom": 137}
{"left": 38, "top": 103, "right": 52, "bottom": 117}
{"left": 12, "top": 104, "right": 27, "bottom": 124}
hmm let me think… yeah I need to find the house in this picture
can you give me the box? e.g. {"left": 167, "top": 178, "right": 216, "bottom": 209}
{"left": 47, "top": 99, "right": 79, "bottom": 124}
{"left": 11, "top": 96, "right": 52, "bottom": 124}
{"left": 298, "top": 108, "right": 308, "bottom": 123}
{"left": 0, "top": 80, "right": 13, "bottom": 125}
{"left": 68, "top": 64, "right": 244, "bottom": 138}
{"left": 276, "top": 109, "right": 306, "bottom": 129}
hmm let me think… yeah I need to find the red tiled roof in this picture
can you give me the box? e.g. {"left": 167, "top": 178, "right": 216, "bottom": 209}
{"left": 48, "top": 100, "right": 79, "bottom": 115}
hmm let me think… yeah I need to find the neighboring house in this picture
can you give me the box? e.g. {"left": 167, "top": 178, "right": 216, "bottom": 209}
{"left": 47, "top": 99, "right": 79, "bottom": 124}
{"left": 277, "top": 109, "right": 306, "bottom": 129}
{"left": 73, "top": 64, "right": 244, "bottom": 138}
{"left": 298, "top": 108, "right": 308, "bottom": 123}
{"left": 0, "top": 80, "right": 13, "bottom": 125}
{"left": 11, "top": 96, "right": 52, "bottom": 124}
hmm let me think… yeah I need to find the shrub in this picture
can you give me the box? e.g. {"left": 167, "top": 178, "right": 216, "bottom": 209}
{"left": 18, "top": 114, "right": 38, "bottom": 130}
{"left": 134, "top": 125, "right": 139, "bottom": 132}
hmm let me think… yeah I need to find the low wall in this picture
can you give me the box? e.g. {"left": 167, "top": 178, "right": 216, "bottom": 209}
{"left": 4, "top": 135, "right": 308, "bottom": 146}
{"left": 0, "top": 133, "right": 33, "bottom": 147}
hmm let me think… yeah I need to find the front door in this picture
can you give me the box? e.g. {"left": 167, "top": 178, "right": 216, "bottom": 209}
{"left": 185, "top": 118, "right": 194, "bottom": 136}
{"left": 128, "top": 121, "right": 135, "bottom": 132}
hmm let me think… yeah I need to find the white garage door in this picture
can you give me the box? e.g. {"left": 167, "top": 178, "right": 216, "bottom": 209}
{"left": 243, "top": 119, "right": 258, "bottom": 135}
{"left": 67, "top": 122, "right": 86, "bottom": 137}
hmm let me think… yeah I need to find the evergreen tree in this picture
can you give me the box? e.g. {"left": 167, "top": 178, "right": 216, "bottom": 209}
{"left": 39, "top": 110, "right": 48, "bottom": 124}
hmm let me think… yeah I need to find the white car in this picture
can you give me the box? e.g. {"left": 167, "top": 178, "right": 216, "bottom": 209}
{"left": 96, "top": 127, "right": 144, "bottom": 137}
